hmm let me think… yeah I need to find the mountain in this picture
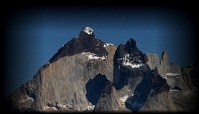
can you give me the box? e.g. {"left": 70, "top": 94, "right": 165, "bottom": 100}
{"left": 49, "top": 27, "right": 109, "bottom": 62}
{"left": 95, "top": 38, "right": 170, "bottom": 112}
{"left": 5, "top": 27, "right": 117, "bottom": 112}
{"left": 5, "top": 27, "right": 197, "bottom": 112}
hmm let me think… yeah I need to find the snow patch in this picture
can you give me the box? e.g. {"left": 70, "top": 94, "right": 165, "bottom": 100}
{"left": 166, "top": 73, "right": 181, "bottom": 76}
{"left": 59, "top": 104, "right": 73, "bottom": 109}
{"left": 123, "top": 62, "right": 143, "bottom": 68}
{"left": 82, "top": 52, "right": 107, "bottom": 60}
{"left": 164, "top": 76, "right": 168, "bottom": 79}
{"left": 82, "top": 27, "right": 93, "bottom": 35}
{"left": 103, "top": 43, "right": 114, "bottom": 47}
{"left": 43, "top": 104, "right": 73, "bottom": 111}
{"left": 83, "top": 105, "right": 95, "bottom": 111}
{"left": 119, "top": 54, "right": 143, "bottom": 68}
{"left": 43, "top": 106, "right": 57, "bottom": 110}
{"left": 62, "top": 105, "right": 68, "bottom": 109}
{"left": 120, "top": 95, "right": 128, "bottom": 104}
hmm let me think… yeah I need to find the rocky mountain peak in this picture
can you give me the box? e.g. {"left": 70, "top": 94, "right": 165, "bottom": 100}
{"left": 114, "top": 38, "right": 145, "bottom": 67}
{"left": 78, "top": 26, "right": 95, "bottom": 38}
{"left": 49, "top": 27, "right": 109, "bottom": 62}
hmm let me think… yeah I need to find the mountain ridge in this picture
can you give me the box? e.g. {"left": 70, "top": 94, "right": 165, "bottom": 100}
{"left": 5, "top": 26, "right": 197, "bottom": 112}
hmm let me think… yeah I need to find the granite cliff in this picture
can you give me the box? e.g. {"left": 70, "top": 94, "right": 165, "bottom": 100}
{"left": 6, "top": 27, "right": 197, "bottom": 112}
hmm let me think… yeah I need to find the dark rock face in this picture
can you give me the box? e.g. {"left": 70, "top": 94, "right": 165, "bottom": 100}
{"left": 49, "top": 27, "right": 108, "bottom": 62}
{"left": 125, "top": 70, "right": 170, "bottom": 111}
{"left": 93, "top": 83, "right": 114, "bottom": 112}
{"left": 114, "top": 38, "right": 145, "bottom": 65}
{"left": 181, "top": 64, "right": 198, "bottom": 90}
{"left": 85, "top": 74, "right": 111, "bottom": 105}
{"left": 113, "top": 38, "right": 149, "bottom": 90}
{"left": 110, "top": 38, "right": 170, "bottom": 112}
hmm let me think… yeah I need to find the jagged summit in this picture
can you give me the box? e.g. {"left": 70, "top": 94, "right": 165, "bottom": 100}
{"left": 82, "top": 26, "right": 94, "bottom": 35}
{"left": 114, "top": 38, "right": 145, "bottom": 68}
{"left": 125, "top": 38, "right": 138, "bottom": 52}
{"left": 49, "top": 27, "right": 110, "bottom": 62}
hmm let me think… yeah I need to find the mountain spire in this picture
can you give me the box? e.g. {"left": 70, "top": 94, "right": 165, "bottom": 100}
{"left": 49, "top": 26, "right": 108, "bottom": 62}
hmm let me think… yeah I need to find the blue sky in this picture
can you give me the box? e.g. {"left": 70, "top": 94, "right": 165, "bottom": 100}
{"left": 4, "top": 6, "right": 195, "bottom": 96}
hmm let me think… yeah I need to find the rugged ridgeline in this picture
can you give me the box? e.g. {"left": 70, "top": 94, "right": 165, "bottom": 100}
{"left": 6, "top": 27, "right": 197, "bottom": 112}
{"left": 143, "top": 53, "right": 198, "bottom": 111}
{"left": 6, "top": 27, "right": 116, "bottom": 112}
{"left": 95, "top": 38, "right": 170, "bottom": 112}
